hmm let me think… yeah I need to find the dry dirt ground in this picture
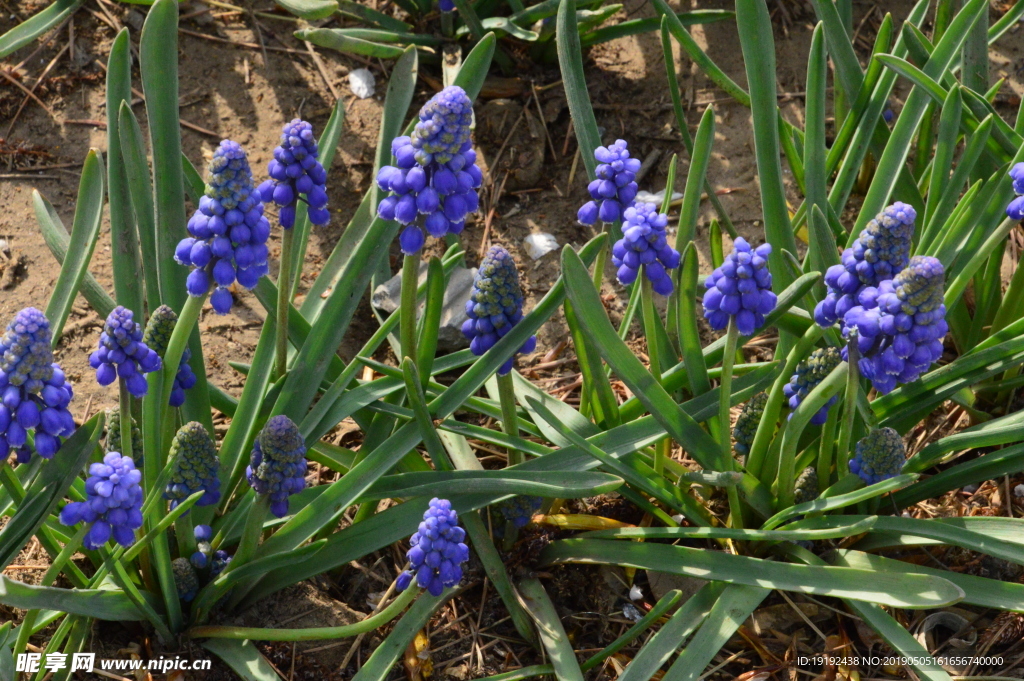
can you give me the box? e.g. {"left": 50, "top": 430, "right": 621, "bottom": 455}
{"left": 2, "top": 0, "right": 1024, "bottom": 678}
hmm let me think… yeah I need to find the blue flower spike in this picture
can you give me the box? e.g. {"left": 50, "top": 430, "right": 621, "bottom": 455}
{"left": 172, "top": 557, "right": 199, "bottom": 602}
{"left": 849, "top": 427, "right": 906, "bottom": 484}
{"left": 1008, "top": 162, "right": 1024, "bottom": 221}
{"left": 164, "top": 422, "right": 221, "bottom": 512}
{"left": 60, "top": 451, "right": 144, "bottom": 550}
{"left": 732, "top": 392, "right": 767, "bottom": 458}
{"left": 396, "top": 498, "right": 470, "bottom": 597}
{"left": 577, "top": 140, "right": 641, "bottom": 225}
{"left": 610, "top": 202, "right": 681, "bottom": 295}
{"left": 376, "top": 86, "right": 483, "bottom": 255}
{"left": 494, "top": 495, "right": 542, "bottom": 529}
{"left": 461, "top": 246, "right": 537, "bottom": 375}
{"left": 176, "top": 140, "right": 270, "bottom": 314}
{"left": 702, "top": 237, "right": 777, "bottom": 336}
{"left": 0, "top": 308, "right": 76, "bottom": 464}
{"left": 841, "top": 255, "right": 947, "bottom": 394}
{"left": 246, "top": 415, "right": 307, "bottom": 518}
{"left": 89, "top": 306, "right": 161, "bottom": 398}
{"left": 815, "top": 202, "right": 915, "bottom": 329}
{"left": 783, "top": 347, "right": 842, "bottom": 425}
{"left": 143, "top": 305, "right": 196, "bottom": 407}
{"left": 257, "top": 119, "right": 330, "bottom": 229}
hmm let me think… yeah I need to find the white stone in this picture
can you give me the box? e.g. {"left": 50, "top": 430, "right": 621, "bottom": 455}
{"left": 348, "top": 69, "right": 376, "bottom": 99}
{"left": 523, "top": 232, "right": 559, "bottom": 260}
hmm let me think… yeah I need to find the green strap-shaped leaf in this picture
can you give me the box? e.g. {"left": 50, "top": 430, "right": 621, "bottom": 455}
{"left": 141, "top": 0, "right": 213, "bottom": 429}
{"left": 517, "top": 578, "right": 585, "bottom": 681}
{"left": 351, "top": 591, "right": 447, "bottom": 681}
{"left": 662, "top": 584, "right": 769, "bottom": 681}
{"left": 0, "top": 0, "right": 84, "bottom": 60}
{"left": 0, "top": 576, "right": 148, "bottom": 622}
{"left": 560, "top": 246, "right": 720, "bottom": 470}
{"left": 735, "top": 0, "right": 797, "bottom": 289}
{"left": 556, "top": 0, "right": 602, "bottom": 179}
{"left": 202, "top": 639, "right": 281, "bottom": 681}
{"left": 35, "top": 192, "right": 115, "bottom": 319}
{"left": 40, "top": 149, "right": 104, "bottom": 343}
{"left": 275, "top": 0, "right": 337, "bottom": 19}
{"left": 295, "top": 28, "right": 407, "bottom": 58}
{"left": 118, "top": 103, "right": 162, "bottom": 315}
{"left": 106, "top": 28, "right": 145, "bottom": 319}
{"left": 581, "top": 9, "right": 733, "bottom": 47}
{"left": 833, "top": 549, "right": 1024, "bottom": 613}
{"left": 542, "top": 538, "right": 964, "bottom": 608}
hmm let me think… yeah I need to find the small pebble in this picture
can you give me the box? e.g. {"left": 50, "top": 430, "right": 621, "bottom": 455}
{"left": 629, "top": 584, "right": 643, "bottom": 601}
{"left": 523, "top": 232, "right": 558, "bottom": 260}
{"left": 1014, "top": 484, "right": 1024, "bottom": 498}
{"left": 348, "top": 68, "right": 375, "bottom": 99}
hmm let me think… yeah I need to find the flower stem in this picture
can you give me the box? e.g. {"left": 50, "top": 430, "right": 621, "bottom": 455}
{"left": 497, "top": 372, "right": 522, "bottom": 466}
{"left": 400, "top": 254, "right": 420, "bottom": 362}
{"left": 224, "top": 495, "right": 270, "bottom": 575}
{"left": 591, "top": 224, "right": 609, "bottom": 293}
{"left": 188, "top": 585, "right": 421, "bottom": 641}
{"left": 719, "top": 319, "right": 744, "bottom": 528}
{"left": 640, "top": 276, "right": 667, "bottom": 475}
{"left": 441, "top": 10, "right": 453, "bottom": 37}
{"left": 160, "top": 291, "right": 209, "bottom": 429}
{"left": 275, "top": 227, "right": 295, "bottom": 381}
{"left": 837, "top": 338, "right": 860, "bottom": 478}
{"left": 118, "top": 379, "right": 133, "bottom": 461}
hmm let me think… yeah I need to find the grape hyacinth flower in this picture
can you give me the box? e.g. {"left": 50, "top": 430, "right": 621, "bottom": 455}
{"left": 176, "top": 140, "right": 270, "bottom": 314}
{"left": 90, "top": 306, "right": 161, "bottom": 397}
{"left": 783, "top": 347, "right": 842, "bottom": 425}
{"left": 439, "top": 0, "right": 455, "bottom": 9}
{"left": 0, "top": 308, "right": 76, "bottom": 463}
{"left": 246, "top": 415, "right": 308, "bottom": 518}
{"left": 59, "top": 452, "right": 143, "bottom": 550}
{"left": 702, "top": 237, "right": 777, "bottom": 336}
{"left": 462, "top": 246, "right": 537, "bottom": 375}
{"left": 104, "top": 407, "right": 142, "bottom": 462}
{"left": 842, "top": 256, "right": 947, "bottom": 394}
{"left": 143, "top": 305, "right": 197, "bottom": 407}
{"left": 165, "top": 422, "right": 221, "bottom": 511}
{"left": 849, "top": 427, "right": 906, "bottom": 484}
{"left": 793, "top": 467, "right": 819, "bottom": 504}
{"left": 257, "top": 119, "right": 330, "bottom": 229}
{"left": 577, "top": 140, "right": 641, "bottom": 225}
{"left": 210, "top": 550, "right": 232, "bottom": 577}
{"left": 493, "top": 496, "right": 542, "bottom": 530}
{"left": 732, "top": 392, "right": 767, "bottom": 458}
{"left": 815, "top": 202, "right": 916, "bottom": 329}
{"left": 172, "top": 557, "right": 199, "bottom": 602}
{"left": 376, "top": 86, "right": 483, "bottom": 255}
{"left": 396, "top": 498, "right": 470, "bottom": 597}
{"left": 191, "top": 524, "right": 213, "bottom": 569}
{"left": 610, "top": 203, "right": 682, "bottom": 295}
{"left": 1008, "top": 162, "right": 1024, "bottom": 221}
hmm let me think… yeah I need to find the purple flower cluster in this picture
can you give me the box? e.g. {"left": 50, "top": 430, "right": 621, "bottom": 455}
{"left": 783, "top": 347, "right": 841, "bottom": 425}
{"left": 60, "top": 452, "right": 144, "bottom": 550}
{"left": 814, "top": 202, "right": 915, "bottom": 329}
{"left": 143, "top": 305, "right": 196, "bottom": 408}
{"left": 849, "top": 427, "right": 905, "bottom": 484}
{"left": 702, "top": 238, "right": 776, "bottom": 336}
{"left": 0, "top": 308, "right": 75, "bottom": 464}
{"left": 577, "top": 140, "right": 640, "bottom": 225}
{"left": 246, "top": 415, "right": 307, "bottom": 518}
{"left": 396, "top": 498, "right": 470, "bottom": 597}
{"left": 462, "top": 246, "right": 537, "bottom": 375}
{"left": 257, "top": 119, "right": 329, "bottom": 230}
{"left": 842, "top": 255, "right": 947, "bottom": 394}
{"left": 165, "top": 422, "right": 221, "bottom": 512}
{"left": 89, "top": 306, "right": 161, "bottom": 398}
{"left": 610, "top": 203, "right": 681, "bottom": 295}
{"left": 177, "top": 140, "right": 270, "bottom": 314}
{"left": 1008, "top": 163, "right": 1024, "bottom": 221}
{"left": 376, "top": 86, "right": 483, "bottom": 255}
